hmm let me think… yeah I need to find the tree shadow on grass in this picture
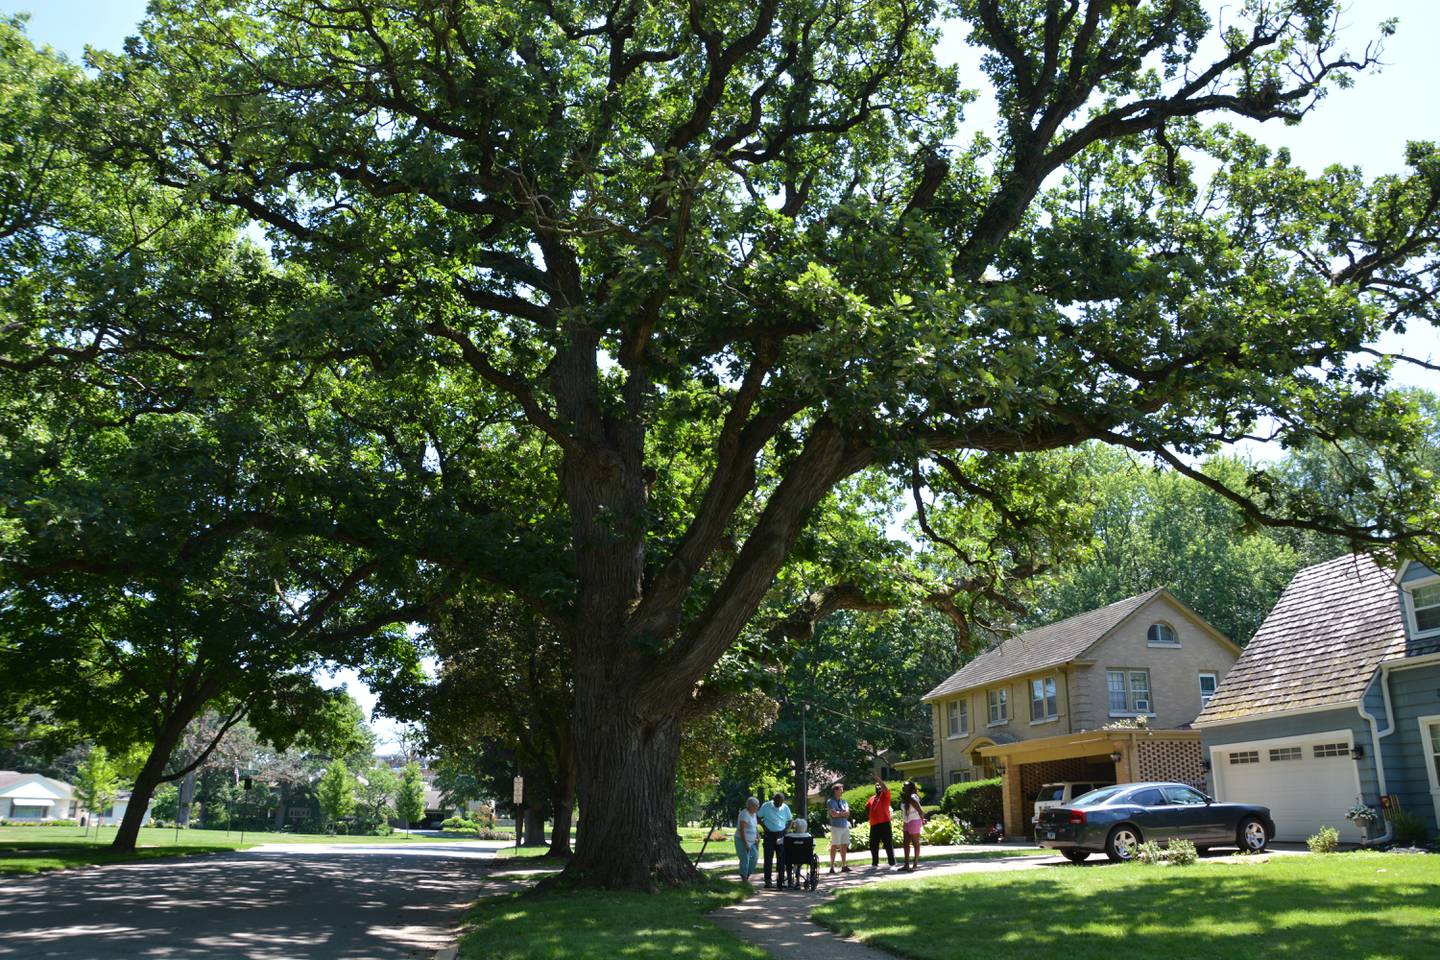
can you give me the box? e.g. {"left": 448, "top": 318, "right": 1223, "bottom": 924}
{"left": 813, "top": 858, "right": 1440, "bottom": 960}
{"left": 460, "top": 879, "right": 765, "bottom": 960}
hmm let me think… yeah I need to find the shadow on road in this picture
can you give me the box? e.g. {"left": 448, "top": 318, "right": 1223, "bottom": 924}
{"left": 0, "top": 845, "right": 496, "bottom": 959}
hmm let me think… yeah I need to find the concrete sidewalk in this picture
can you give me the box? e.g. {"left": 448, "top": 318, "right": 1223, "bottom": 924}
{"left": 708, "top": 850, "right": 1064, "bottom": 959}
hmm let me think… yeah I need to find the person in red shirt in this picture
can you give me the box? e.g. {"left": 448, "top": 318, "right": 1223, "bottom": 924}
{"left": 864, "top": 774, "right": 896, "bottom": 869}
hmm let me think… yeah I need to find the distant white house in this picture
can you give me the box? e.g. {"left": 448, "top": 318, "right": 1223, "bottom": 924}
{"left": 0, "top": 770, "right": 153, "bottom": 825}
{"left": 0, "top": 771, "right": 79, "bottom": 820}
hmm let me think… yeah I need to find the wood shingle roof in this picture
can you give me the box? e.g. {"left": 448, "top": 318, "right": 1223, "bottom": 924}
{"left": 1196, "top": 554, "right": 1406, "bottom": 724}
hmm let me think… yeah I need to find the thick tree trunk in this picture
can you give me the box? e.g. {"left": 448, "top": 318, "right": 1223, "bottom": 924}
{"left": 110, "top": 712, "right": 191, "bottom": 852}
{"left": 547, "top": 757, "right": 576, "bottom": 857}
{"left": 273, "top": 782, "right": 288, "bottom": 830}
{"left": 561, "top": 700, "right": 694, "bottom": 889}
{"left": 523, "top": 805, "right": 547, "bottom": 846}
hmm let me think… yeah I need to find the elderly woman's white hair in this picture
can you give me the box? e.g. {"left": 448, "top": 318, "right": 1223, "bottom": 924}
{"left": 745, "top": 796, "right": 760, "bottom": 809}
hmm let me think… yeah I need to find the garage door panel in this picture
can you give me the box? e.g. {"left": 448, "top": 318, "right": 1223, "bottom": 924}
{"left": 1217, "top": 737, "right": 1361, "bottom": 843}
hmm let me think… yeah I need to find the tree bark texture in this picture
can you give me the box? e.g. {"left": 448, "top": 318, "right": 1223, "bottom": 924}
{"left": 562, "top": 694, "right": 694, "bottom": 889}
{"left": 109, "top": 711, "right": 191, "bottom": 852}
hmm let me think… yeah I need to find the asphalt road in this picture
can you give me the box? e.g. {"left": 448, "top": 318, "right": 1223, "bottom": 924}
{"left": 0, "top": 840, "right": 507, "bottom": 959}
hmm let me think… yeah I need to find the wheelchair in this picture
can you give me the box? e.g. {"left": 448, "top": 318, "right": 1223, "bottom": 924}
{"left": 781, "top": 834, "right": 819, "bottom": 891}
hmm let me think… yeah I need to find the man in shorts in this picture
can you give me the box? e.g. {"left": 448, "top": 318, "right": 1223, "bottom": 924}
{"left": 826, "top": 782, "right": 851, "bottom": 873}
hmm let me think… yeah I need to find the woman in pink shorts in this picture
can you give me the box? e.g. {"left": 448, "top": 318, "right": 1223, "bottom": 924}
{"left": 900, "top": 780, "right": 924, "bottom": 871}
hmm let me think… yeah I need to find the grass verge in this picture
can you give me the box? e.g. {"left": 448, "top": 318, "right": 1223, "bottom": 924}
{"left": 458, "top": 877, "right": 765, "bottom": 959}
{"left": 812, "top": 851, "right": 1440, "bottom": 960}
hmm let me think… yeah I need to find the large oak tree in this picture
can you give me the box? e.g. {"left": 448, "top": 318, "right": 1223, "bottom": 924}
{"left": 6, "top": 1, "right": 1440, "bottom": 887}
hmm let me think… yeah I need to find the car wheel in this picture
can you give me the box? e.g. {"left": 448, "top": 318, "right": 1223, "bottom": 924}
{"left": 1195, "top": 846, "right": 1211, "bottom": 857}
{"left": 1238, "top": 817, "right": 1269, "bottom": 853}
{"left": 1062, "top": 849, "right": 1090, "bottom": 864}
{"left": 1105, "top": 825, "right": 1142, "bottom": 863}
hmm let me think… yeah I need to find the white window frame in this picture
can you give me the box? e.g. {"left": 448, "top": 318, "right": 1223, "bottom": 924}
{"left": 1107, "top": 669, "right": 1154, "bottom": 716}
{"left": 1403, "top": 574, "right": 1440, "bottom": 639}
{"left": 986, "top": 687, "right": 1009, "bottom": 725}
{"left": 1146, "top": 621, "right": 1181, "bottom": 647}
{"left": 1198, "top": 672, "right": 1218, "bottom": 707}
{"left": 946, "top": 698, "right": 969, "bottom": 739}
{"left": 1420, "top": 714, "right": 1440, "bottom": 831}
{"left": 1029, "top": 676, "right": 1058, "bottom": 724}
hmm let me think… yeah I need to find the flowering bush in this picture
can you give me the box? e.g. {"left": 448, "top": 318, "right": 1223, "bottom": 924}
{"left": 1344, "top": 801, "right": 1378, "bottom": 828}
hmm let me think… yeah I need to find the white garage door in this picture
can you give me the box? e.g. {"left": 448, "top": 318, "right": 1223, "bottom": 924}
{"left": 1214, "top": 733, "right": 1362, "bottom": 842}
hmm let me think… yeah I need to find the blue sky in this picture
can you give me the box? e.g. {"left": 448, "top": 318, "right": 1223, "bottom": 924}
{"left": 8, "top": 2, "right": 1438, "bottom": 732}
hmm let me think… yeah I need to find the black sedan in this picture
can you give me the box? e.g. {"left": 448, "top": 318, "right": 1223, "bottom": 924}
{"left": 1036, "top": 781, "right": 1275, "bottom": 863}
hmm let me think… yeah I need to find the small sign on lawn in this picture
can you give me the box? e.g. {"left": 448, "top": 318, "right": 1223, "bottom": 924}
{"left": 512, "top": 776, "right": 524, "bottom": 805}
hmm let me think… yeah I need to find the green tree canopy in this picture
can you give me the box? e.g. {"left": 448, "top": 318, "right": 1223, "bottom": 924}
{"left": 395, "top": 762, "right": 426, "bottom": 830}
{"left": 73, "top": 746, "right": 122, "bottom": 835}
{"left": 316, "top": 759, "right": 357, "bottom": 825}
{"left": 4, "top": 2, "right": 1439, "bottom": 888}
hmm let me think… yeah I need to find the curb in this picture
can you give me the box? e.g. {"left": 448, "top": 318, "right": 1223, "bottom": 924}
{"left": 434, "top": 948, "right": 458, "bottom": 960}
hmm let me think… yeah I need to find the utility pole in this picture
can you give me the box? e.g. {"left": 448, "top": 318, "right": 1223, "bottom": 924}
{"left": 798, "top": 703, "right": 808, "bottom": 816}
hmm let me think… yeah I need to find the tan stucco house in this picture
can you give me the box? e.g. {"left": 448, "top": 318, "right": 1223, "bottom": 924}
{"left": 903, "top": 589, "right": 1240, "bottom": 837}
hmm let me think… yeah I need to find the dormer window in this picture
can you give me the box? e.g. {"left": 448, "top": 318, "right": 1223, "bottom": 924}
{"left": 1409, "top": 581, "right": 1440, "bottom": 636}
{"left": 1146, "top": 622, "right": 1179, "bottom": 647}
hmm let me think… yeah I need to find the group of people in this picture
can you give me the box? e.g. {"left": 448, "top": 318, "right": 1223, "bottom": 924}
{"left": 733, "top": 773, "right": 927, "bottom": 888}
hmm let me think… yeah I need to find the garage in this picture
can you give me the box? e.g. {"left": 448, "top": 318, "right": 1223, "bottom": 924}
{"left": 1210, "top": 731, "right": 1363, "bottom": 842}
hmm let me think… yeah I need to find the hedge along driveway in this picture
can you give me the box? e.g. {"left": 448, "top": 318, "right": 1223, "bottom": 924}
{"left": 811, "top": 852, "right": 1440, "bottom": 960}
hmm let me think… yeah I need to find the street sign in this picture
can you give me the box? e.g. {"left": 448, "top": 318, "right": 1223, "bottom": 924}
{"left": 512, "top": 776, "right": 524, "bottom": 805}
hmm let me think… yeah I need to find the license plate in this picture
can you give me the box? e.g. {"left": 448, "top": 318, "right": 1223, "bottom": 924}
{"left": 1045, "top": 831, "right": 1056, "bottom": 839}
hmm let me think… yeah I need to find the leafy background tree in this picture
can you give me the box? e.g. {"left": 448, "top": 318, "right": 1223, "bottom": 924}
{"left": 72, "top": 746, "right": 122, "bottom": 836}
{"left": 395, "top": 762, "right": 426, "bottom": 833}
{"left": 316, "top": 760, "right": 356, "bottom": 830}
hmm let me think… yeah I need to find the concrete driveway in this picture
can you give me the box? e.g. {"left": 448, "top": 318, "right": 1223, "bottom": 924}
{"left": 0, "top": 840, "right": 507, "bottom": 959}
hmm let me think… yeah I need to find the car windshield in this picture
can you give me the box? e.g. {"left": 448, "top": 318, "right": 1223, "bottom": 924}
{"left": 1072, "top": 785, "right": 1127, "bottom": 806}
{"left": 1036, "top": 785, "right": 1065, "bottom": 803}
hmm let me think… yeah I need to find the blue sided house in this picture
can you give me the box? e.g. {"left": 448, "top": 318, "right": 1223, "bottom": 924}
{"left": 1195, "top": 553, "right": 1440, "bottom": 844}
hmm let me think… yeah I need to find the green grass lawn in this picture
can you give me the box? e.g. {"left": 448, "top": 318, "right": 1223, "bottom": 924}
{"left": 812, "top": 852, "right": 1440, "bottom": 960}
{"left": 0, "top": 823, "right": 475, "bottom": 874}
{"left": 458, "top": 878, "right": 764, "bottom": 960}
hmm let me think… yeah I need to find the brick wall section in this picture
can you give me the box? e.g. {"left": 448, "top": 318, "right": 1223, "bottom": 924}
{"left": 1135, "top": 736, "right": 1207, "bottom": 790}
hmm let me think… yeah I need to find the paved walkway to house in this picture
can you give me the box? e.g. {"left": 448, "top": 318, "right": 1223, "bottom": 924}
{"left": 0, "top": 840, "right": 511, "bottom": 959}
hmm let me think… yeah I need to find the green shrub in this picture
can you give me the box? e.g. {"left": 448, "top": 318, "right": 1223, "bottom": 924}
{"left": 921, "top": 804, "right": 941, "bottom": 819}
{"left": 848, "top": 821, "right": 869, "bottom": 849}
{"left": 1136, "top": 840, "right": 1166, "bottom": 864}
{"left": 921, "top": 813, "right": 961, "bottom": 845}
{"left": 1135, "top": 839, "right": 1198, "bottom": 865}
{"left": 1166, "top": 839, "right": 1199, "bottom": 865}
{"left": 940, "top": 778, "right": 1002, "bottom": 828}
{"left": 1388, "top": 810, "right": 1431, "bottom": 847}
{"left": 837, "top": 781, "right": 934, "bottom": 820}
{"left": 0, "top": 818, "right": 80, "bottom": 827}
{"left": 441, "top": 816, "right": 481, "bottom": 835}
{"left": 1307, "top": 825, "right": 1340, "bottom": 853}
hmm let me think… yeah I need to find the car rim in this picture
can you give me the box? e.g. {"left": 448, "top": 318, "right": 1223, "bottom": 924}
{"left": 1244, "top": 822, "right": 1266, "bottom": 849}
{"left": 1113, "top": 829, "right": 1138, "bottom": 859}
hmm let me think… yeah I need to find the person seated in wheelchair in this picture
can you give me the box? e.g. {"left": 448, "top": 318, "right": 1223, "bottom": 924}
{"left": 782, "top": 819, "right": 817, "bottom": 889}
